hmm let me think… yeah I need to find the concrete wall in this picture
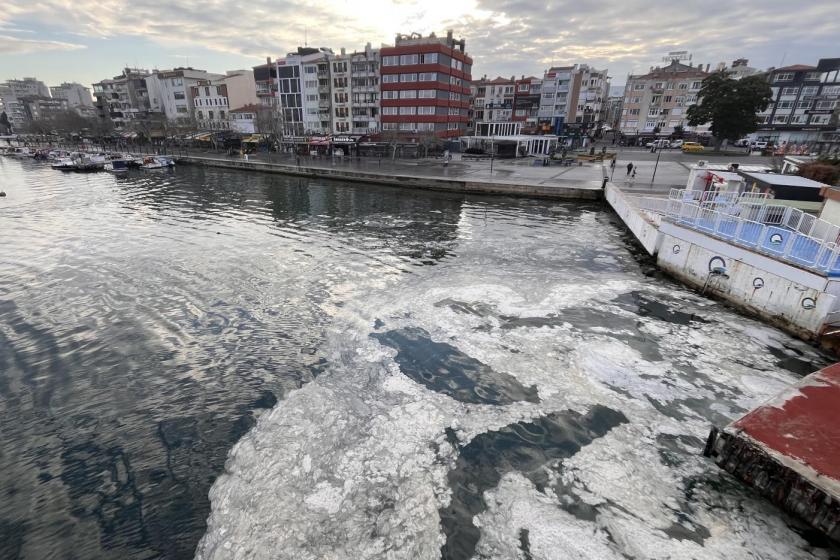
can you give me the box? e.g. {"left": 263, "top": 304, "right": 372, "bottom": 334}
{"left": 657, "top": 221, "right": 835, "bottom": 338}
{"left": 820, "top": 198, "right": 840, "bottom": 225}
{"left": 605, "top": 183, "right": 662, "bottom": 255}
{"left": 174, "top": 155, "right": 603, "bottom": 200}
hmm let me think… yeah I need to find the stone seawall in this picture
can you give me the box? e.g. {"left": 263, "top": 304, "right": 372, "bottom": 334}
{"left": 174, "top": 155, "right": 604, "bottom": 201}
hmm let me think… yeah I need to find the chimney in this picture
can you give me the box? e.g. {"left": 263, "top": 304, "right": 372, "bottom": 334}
{"left": 706, "top": 63, "right": 710, "bottom": 72}
{"left": 266, "top": 57, "right": 271, "bottom": 65}
{"left": 341, "top": 47, "right": 346, "bottom": 56}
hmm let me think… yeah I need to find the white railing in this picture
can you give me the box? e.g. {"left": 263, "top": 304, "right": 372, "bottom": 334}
{"left": 631, "top": 195, "right": 840, "bottom": 275}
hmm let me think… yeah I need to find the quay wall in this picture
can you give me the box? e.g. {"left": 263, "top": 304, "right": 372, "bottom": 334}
{"left": 604, "top": 183, "right": 662, "bottom": 255}
{"left": 174, "top": 155, "right": 603, "bottom": 201}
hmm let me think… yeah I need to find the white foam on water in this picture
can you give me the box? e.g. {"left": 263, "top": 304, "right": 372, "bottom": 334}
{"left": 197, "top": 208, "right": 833, "bottom": 559}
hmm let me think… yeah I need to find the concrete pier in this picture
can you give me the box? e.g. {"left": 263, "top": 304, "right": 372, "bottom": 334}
{"left": 173, "top": 155, "right": 605, "bottom": 200}
{"left": 704, "top": 362, "right": 840, "bottom": 541}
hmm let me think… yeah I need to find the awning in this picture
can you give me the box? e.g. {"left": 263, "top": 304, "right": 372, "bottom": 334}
{"left": 242, "top": 134, "right": 268, "bottom": 143}
{"left": 194, "top": 133, "right": 213, "bottom": 142}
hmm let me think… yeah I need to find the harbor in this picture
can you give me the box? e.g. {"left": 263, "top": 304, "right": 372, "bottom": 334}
{"left": 2, "top": 157, "right": 837, "bottom": 559}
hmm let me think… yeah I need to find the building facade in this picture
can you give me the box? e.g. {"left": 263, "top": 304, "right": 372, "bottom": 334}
{"left": 752, "top": 59, "right": 839, "bottom": 150}
{"left": 192, "top": 79, "right": 230, "bottom": 130}
{"left": 349, "top": 44, "right": 380, "bottom": 134}
{"left": 145, "top": 68, "right": 223, "bottom": 123}
{"left": 50, "top": 82, "right": 93, "bottom": 109}
{"left": 379, "top": 31, "right": 472, "bottom": 138}
{"left": 619, "top": 60, "right": 711, "bottom": 139}
{"left": 538, "top": 64, "right": 609, "bottom": 135}
{"left": 273, "top": 47, "right": 334, "bottom": 136}
{"left": 92, "top": 68, "right": 154, "bottom": 131}
{"left": 513, "top": 76, "right": 542, "bottom": 131}
{"left": 0, "top": 77, "right": 51, "bottom": 130}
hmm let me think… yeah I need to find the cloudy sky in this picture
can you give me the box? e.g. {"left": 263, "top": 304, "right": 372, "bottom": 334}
{"left": 0, "top": 0, "right": 837, "bottom": 89}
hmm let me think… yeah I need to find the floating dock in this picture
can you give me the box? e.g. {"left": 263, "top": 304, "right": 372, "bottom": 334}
{"left": 704, "top": 362, "right": 840, "bottom": 540}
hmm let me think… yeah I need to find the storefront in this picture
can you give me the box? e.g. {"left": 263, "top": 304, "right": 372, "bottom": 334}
{"left": 330, "top": 135, "right": 365, "bottom": 156}
{"left": 308, "top": 136, "right": 330, "bottom": 156}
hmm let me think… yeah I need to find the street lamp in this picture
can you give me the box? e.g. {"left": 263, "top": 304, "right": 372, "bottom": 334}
{"left": 650, "top": 142, "right": 663, "bottom": 185}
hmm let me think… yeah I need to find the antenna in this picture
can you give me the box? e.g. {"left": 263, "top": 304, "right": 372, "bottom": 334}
{"left": 305, "top": 28, "right": 308, "bottom": 47}
{"left": 779, "top": 51, "right": 787, "bottom": 67}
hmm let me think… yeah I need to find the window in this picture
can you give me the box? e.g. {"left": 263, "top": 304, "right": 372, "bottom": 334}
{"left": 417, "top": 122, "right": 435, "bottom": 131}
{"left": 775, "top": 72, "right": 794, "bottom": 81}
{"left": 450, "top": 76, "right": 462, "bottom": 87}
{"left": 382, "top": 56, "right": 399, "bottom": 66}
{"left": 399, "top": 106, "right": 416, "bottom": 115}
{"left": 805, "top": 72, "right": 822, "bottom": 81}
{"left": 447, "top": 122, "right": 458, "bottom": 130}
{"left": 334, "top": 92, "right": 348, "bottom": 103}
{"left": 678, "top": 83, "right": 688, "bottom": 90}
{"left": 628, "top": 108, "right": 640, "bottom": 116}
{"left": 382, "top": 74, "right": 399, "bottom": 83}
{"left": 781, "top": 87, "right": 799, "bottom": 96}
{"left": 790, "top": 115, "right": 806, "bottom": 124}
{"left": 518, "top": 84, "right": 528, "bottom": 92}
{"left": 418, "top": 89, "right": 436, "bottom": 98}
{"left": 400, "top": 54, "right": 419, "bottom": 65}
{"left": 417, "top": 106, "right": 435, "bottom": 115}
{"left": 691, "top": 82, "right": 702, "bottom": 89}
{"left": 648, "top": 107, "right": 659, "bottom": 116}
{"left": 306, "top": 94, "right": 318, "bottom": 102}
{"left": 335, "top": 107, "right": 349, "bottom": 118}
{"left": 777, "top": 101, "right": 793, "bottom": 109}
{"left": 176, "top": 106, "right": 188, "bottom": 113}
{"left": 332, "top": 62, "right": 347, "bottom": 73}
{"left": 633, "top": 84, "right": 645, "bottom": 90}
{"left": 666, "top": 82, "right": 675, "bottom": 90}
{"left": 450, "top": 58, "right": 463, "bottom": 71}
{"left": 382, "top": 122, "right": 398, "bottom": 130}
{"left": 420, "top": 53, "right": 438, "bottom": 64}
{"left": 382, "top": 107, "right": 398, "bottom": 115}
{"left": 822, "top": 86, "right": 840, "bottom": 95}
{"left": 400, "top": 73, "right": 418, "bottom": 83}
{"left": 802, "top": 86, "right": 818, "bottom": 95}
{"left": 197, "top": 110, "right": 203, "bottom": 119}
{"left": 644, "top": 120, "right": 656, "bottom": 129}
{"left": 305, "top": 66, "right": 316, "bottom": 74}
{"left": 810, "top": 114, "right": 831, "bottom": 125}
{"left": 449, "top": 92, "right": 460, "bottom": 101}
{"left": 664, "top": 96, "right": 672, "bottom": 103}
{"left": 171, "top": 78, "right": 183, "bottom": 86}
{"left": 797, "top": 100, "right": 812, "bottom": 109}
{"left": 208, "top": 110, "right": 214, "bottom": 119}
{"left": 219, "top": 110, "right": 225, "bottom": 119}
{"left": 333, "top": 77, "right": 348, "bottom": 88}
{"left": 418, "top": 72, "right": 437, "bottom": 82}
{"left": 651, "top": 95, "right": 661, "bottom": 104}
{"left": 173, "top": 91, "right": 185, "bottom": 100}
{"left": 654, "top": 82, "right": 663, "bottom": 89}
{"left": 399, "top": 90, "right": 417, "bottom": 99}
{"left": 448, "top": 107, "right": 460, "bottom": 115}
{"left": 399, "top": 122, "right": 415, "bottom": 131}
{"left": 382, "top": 90, "right": 399, "bottom": 99}
{"left": 305, "top": 80, "right": 317, "bottom": 88}
{"left": 631, "top": 96, "right": 641, "bottom": 104}
{"left": 816, "top": 100, "right": 837, "bottom": 110}
{"left": 624, "top": 120, "right": 638, "bottom": 128}
{"left": 773, "top": 115, "right": 788, "bottom": 124}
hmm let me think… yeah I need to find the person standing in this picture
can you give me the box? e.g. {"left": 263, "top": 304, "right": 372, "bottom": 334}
{"left": 626, "top": 162, "right": 633, "bottom": 176}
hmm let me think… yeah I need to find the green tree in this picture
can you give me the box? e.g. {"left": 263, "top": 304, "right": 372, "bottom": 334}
{"left": 687, "top": 71, "right": 772, "bottom": 150}
{"left": 0, "top": 111, "right": 10, "bottom": 134}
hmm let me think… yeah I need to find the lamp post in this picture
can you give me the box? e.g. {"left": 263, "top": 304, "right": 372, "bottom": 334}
{"left": 490, "top": 133, "right": 495, "bottom": 174}
{"left": 651, "top": 143, "right": 663, "bottom": 185}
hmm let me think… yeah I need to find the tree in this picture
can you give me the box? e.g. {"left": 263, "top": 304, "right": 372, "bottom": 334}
{"left": 0, "top": 111, "right": 10, "bottom": 134}
{"left": 798, "top": 160, "right": 840, "bottom": 186}
{"left": 687, "top": 71, "right": 772, "bottom": 150}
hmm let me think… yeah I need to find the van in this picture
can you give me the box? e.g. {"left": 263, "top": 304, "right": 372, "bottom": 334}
{"left": 646, "top": 139, "right": 670, "bottom": 149}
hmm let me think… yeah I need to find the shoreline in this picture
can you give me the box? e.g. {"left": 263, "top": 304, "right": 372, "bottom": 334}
{"left": 174, "top": 155, "right": 606, "bottom": 200}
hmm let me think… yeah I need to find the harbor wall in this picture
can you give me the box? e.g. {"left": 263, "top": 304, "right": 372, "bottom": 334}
{"left": 174, "top": 156, "right": 603, "bottom": 201}
{"left": 604, "top": 183, "right": 662, "bottom": 255}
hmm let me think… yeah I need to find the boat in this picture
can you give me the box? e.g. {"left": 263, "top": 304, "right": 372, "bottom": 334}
{"left": 52, "top": 154, "right": 105, "bottom": 172}
{"left": 141, "top": 156, "right": 174, "bottom": 170}
{"left": 51, "top": 158, "right": 76, "bottom": 170}
{"left": 105, "top": 159, "right": 130, "bottom": 174}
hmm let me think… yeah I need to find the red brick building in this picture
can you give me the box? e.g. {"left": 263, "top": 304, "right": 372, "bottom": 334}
{"left": 379, "top": 31, "right": 472, "bottom": 138}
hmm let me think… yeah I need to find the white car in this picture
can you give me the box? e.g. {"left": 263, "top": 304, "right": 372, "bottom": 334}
{"left": 645, "top": 139, "right": 671, "bottom": 149}
{"left": 751, "top": 141, "right": 769, "bottom": 150}
{"left": 669, "top": 140, "right": 684, "bottom": 149}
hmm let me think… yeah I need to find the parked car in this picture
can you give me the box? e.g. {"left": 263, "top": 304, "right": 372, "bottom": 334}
{"left": 734, "top": 138, "right": 750, "bottom": 147}
{"left": 682, "top": 142, "right": 705, "bottom": 153}
{"left": 751, "top": 141, "right": 769, "bottom": 150}
{"left": 645, "top": 139, "right": 671, "bottom": 149}
{"left": 669, "top": 139, "right": 684, "bottom": 149}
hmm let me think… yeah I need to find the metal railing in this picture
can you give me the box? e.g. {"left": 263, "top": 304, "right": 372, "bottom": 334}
{"left": 635, "top": 193, "right": 840, "bottom": 275}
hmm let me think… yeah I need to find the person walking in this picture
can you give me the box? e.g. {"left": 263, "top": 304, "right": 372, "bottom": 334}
{"left": 626, "top": 162, "right": 633, "bottom": 176}
{"left": 610, "top": 158, "right": 616, "bottom": 171}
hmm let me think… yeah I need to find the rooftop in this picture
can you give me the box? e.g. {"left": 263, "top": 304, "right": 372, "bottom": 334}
{"left": 775, "top": 64, "right": 817, "bottom": 72}
{"left": 741, "top": 172, "right": 828, "bottom": 189}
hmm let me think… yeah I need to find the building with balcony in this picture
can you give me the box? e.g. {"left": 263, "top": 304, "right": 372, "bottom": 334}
{"left": 539, "top": 65, "right": 609, "bottom": 135}
{"left": 145, "top": 68, "right": 223, "bottom": 123}
{"left": 348, "top": 43, "right": 380, "bottom": 134}
{"left": 253, "top": 58, "right": 279, "bottom": 108}
{"left": 752, "top": 58, "right": 840, "bottom": 151}
{"left": 0, "top": 77, "right": 51, "bottom": 130}
{"left": 272, "top": 47, "right": 335, "bottom": 136}
{"left": 192, "top": 79, "right": 230, "bottom": 130}
{"left": 92, "top": 68, "right": 154, "bottom": 131}
{"left": 619, "top": 60, "right": 711, "bottom": 139}
{"left": 379, "top": 31, "right": 472, "bottom": 138}
{"left": 49, "top": 82, "right": 94, "bottom": 113}
{"left": 513, "top": 76, "right": 541, "bottom": 130}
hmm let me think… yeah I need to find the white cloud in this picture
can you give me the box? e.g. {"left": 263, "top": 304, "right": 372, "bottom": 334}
{"left": 0, "top": 35, "right": 86, "bottom": 54}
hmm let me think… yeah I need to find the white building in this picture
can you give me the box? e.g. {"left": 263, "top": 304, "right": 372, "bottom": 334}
{"left": 349, "top": 44, "right": 380, "bottom": 134}
{"left": 275, "top": 47, "right": 334, "bottom": 136}
{"left": 192, "top": 79, "right": 230, "bottom": 130}
{"left": 229, "top": 104, "right": 263, "bottom": 134}
{"left": 220, "top": 70, "right": 259, "bottom": 113}
{"left": 0, "top": 77, "right": 51, "bottom": 130}
{"left": 145, "top": 67, "right": 223, "bottom": 123}
{"left": 50, "top": 82, "right": 94, "bottom": 110}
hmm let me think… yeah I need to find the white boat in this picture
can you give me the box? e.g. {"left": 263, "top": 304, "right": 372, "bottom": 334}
{"left": 141, "top": 156, "right": 174, "bottom": 170}
{"left": 51, "top": 158, "right": 76, "bottom": 170}
{"left": 105, "top": 159, "right": 130, "bottom": 174}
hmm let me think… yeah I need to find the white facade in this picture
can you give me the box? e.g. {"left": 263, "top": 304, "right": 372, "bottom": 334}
{"left": 50, "top": 82, "right": 93, "bottom": 108}
{"left": 349, "top": 45, "right": 380, "bottom": 134}
{"left": 145, "top": 68, "right": 223, "bottom": 122}
{"left": 193, "top": 80, "right": 230, "bottom": 130}
{"left": 275, "top": 48, "right": 334, "bottom": 136}
{"left": 221, "top": 70, "right": 259, "bottom": 113}
{"left": 229, "top": 106, "right": 259, "bottom": 134}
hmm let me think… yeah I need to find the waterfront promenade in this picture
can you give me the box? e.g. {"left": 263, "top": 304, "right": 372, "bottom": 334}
{"left": 174, "top": 151, "right": 608, "bottom": 200}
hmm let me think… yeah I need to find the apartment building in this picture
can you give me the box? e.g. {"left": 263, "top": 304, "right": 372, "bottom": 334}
{"left": 379, "top": 31, "right": 472, "bottom": 138}
{"left": 49, "top": 82, "right": 93, "bottom": 109}
{"left": 92, "top": 68, "right": 154, "bottom": 130}
{"left": 192, "top": 79, "right": 230, "bottom": 130}
{"left": 619, "top": 60, "right": 711, "bottom": 138}
{"left": 221, "top": 70, "right": 259, "bottom": 113}
{"left": 538, "top": 64, "right": 609, "bottom": 134}
{"left": 513, "top": 76, "right": 542, "bottom": 130}
{"left": 145, "top": 68, "right": 223, "bottom": 123}
{"left": 272, "top": 47, "right": 334, "bottom": 136}
{"left": 753, "top": 58, "right": 839, "bottom": 148}
{"left": 0, "top": 77, "right": 51, "bottom": 130}
{"left": 349, "top": 44, "right": 380, "bottom": 134}
{"left": 253, "top": 59, "right": 279, "bottom": 108}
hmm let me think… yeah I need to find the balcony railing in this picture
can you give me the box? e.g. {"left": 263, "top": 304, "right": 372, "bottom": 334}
{"left": 633, "top": 192, "right": 840, "bottom": 275}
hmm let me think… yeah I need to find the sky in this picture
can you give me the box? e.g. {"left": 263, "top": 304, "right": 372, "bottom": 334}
{"left": 0, "top": 0, "right": 837, "bottom": 90}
